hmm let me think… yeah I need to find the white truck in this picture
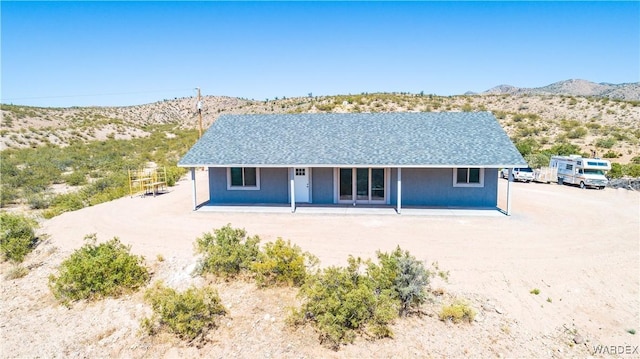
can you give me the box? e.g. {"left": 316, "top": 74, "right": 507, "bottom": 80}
{"left": 501, "top": 167, "right": 535, "bottom": 182}
{"left": 550, "top": 155, "right": 610, "bottom": 189}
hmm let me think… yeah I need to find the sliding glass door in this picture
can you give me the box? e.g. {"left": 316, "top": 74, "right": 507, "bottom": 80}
{"left": 338, "top": 168, "right": 386, "bottom": 204}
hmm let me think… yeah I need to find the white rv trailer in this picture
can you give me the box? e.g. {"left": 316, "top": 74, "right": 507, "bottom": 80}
{"left": 550, "top": 155, "right": 610, "bottom": 189}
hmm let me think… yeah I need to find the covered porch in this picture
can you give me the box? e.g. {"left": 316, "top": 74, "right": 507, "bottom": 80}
{"left": 186, "top": 167, "right": 517, "bottom": 216}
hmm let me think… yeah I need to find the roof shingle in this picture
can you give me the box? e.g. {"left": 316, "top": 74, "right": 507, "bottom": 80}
{"left": 178, "top": 112, "right": 527, "bottom": 167}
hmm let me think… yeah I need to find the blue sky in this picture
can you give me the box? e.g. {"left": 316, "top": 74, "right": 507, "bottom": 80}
{"left": 1, "top": 1, "right": 639, "bottom": 107}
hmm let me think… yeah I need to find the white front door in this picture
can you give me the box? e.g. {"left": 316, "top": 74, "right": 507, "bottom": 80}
{"left": 294, "top": 168, "right": 310, "bottom": 203}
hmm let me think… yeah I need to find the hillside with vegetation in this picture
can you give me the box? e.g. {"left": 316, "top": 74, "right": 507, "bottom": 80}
{"left": 2, "top": 80, "right": 640, "bottom": 215}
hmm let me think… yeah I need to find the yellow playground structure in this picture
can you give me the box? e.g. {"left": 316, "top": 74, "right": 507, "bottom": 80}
{"left": 128, "top": 167, "right": 168, "bottom": 198}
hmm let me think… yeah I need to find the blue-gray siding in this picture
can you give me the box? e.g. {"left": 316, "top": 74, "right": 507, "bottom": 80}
{"left": 208, "top": 167, "right": 498, "bottom": 208}
{"left": 208, "top": 167, "right": 289, "bottom": 204}
{"left": 389, "top": 168, "right": 498, "bottom": 207}
{"left": 311, "top": 167, "right": 334, "bottom": 204}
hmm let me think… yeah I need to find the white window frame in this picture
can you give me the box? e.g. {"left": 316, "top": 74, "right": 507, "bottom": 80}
{"left": 227, "top": 167, "right": 260, "bottom": 190}
{"left": 452, "top": 168, "right": 484, "bottom": 188}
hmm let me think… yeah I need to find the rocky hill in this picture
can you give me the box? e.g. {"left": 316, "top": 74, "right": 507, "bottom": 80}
{"left": 483, "top": 79, "right": 640, "bottom": 101}
{"left": 2, "top": 80, "right": 639, "bottom": 163}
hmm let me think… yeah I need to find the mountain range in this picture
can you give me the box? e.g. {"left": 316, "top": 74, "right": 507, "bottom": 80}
{"left": 476, "top": 79, "right": 640, "bottom": 101}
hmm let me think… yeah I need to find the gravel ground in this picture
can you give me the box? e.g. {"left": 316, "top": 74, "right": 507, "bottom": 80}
{"left": 1, "top": 172, "right": 638, "bottom": 357}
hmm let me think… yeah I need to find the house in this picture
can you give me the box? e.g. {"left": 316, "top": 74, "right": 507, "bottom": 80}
{"left": 178, "top": 112, "right": 527, "bottom": 214}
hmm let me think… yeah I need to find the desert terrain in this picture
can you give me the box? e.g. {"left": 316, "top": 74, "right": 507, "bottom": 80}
{"left": 3, "top": 80, "right": 640, "bottom": 164}
{"left": 1, "top": 171, "right": 638, "bottom": 357}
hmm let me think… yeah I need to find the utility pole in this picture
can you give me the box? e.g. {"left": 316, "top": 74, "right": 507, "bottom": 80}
{"left": 196, "top": 87, "right": 203, "bottom": 138}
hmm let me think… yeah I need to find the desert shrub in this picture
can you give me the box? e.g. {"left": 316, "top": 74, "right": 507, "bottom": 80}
{"left": 439, "top": 300, "right": 476, "bottom": 323}
{"left": 608, "top": 163, "right": 623, "bottom": 178}
{"left": 48, "top": 234, "right": 149, "bottom": 305}
{"left": 525, "top": 153, "right": 551, "bottom": 169}
{"left": 293, "top": 257, "right": 398, "bottom": 350}
{"left": 595, "top": 137, "right": 617, "bottom": 149}
{"left": 602, "top": 151, "right": 620, "bottom": 158}
{"left": 44, "top": 192, "right": 85, "bottom": 218}
{"left": 0, "top": 185, "right": 19, "bottom": 207}
{"left": 609, "top": 163, "right": 640, "bottom": 178}
{"left": 626, "top": 164, "right": 640, "bottom": 177}
{"left": 586, "top": 122, "right": 602, "bottom": 130}
{"left": 559, "top": 118, "right": 581, "bottom": 131}
{"left": 493, "top": 110, "right": 507, "bottom": 119}
{"left": 194, "top": 224, "right": 260, "bottom": 278}
{"left": 251, "top": 238, "right": 317, "bottom": 287}
{"left": 64, "top": 171, "right": 87, "bottom": 186}
{"left": 515, "top": 138, "right": 540, "bottom": 156}
{"left": 0, "top": 212, "right": 39, "bottom": 263}
{"left": 164, "top": 166, "right": 186, "bottom": 187}
{"left": 543, "top": 143, "right": 583, "bottom": 156}
{"left": 631, "top": 156, "right": 640, "bottom": 165}
{"left": 367, "top": 246, "right": 431, "bottom": 316}
{"left": 566, "top": 127, "right": 588, "bottom": 139}
{"left": 27, "top": 193, "right": 51, "bottom": 210}
{"left": 5, "top": 264, "right": 29, "bottom": 280}
{"left": 141, "top": 282, "right": 227, "bottom": 342}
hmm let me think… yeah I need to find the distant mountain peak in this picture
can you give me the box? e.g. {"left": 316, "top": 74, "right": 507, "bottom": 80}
{"left": 479, "top": 79, "right": 640, "bottom": 100}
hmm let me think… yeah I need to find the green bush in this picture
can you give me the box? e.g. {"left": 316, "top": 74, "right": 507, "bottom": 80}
{"left": 165, "top": 166, "right": 186, "bottom": 187}
{"left": 602, "top": 151, "right": 620, "bottom": 158}
{"left": 566, "top": 127, "right": 588, "bottom": 139}
{"left": 525, "top": 153, "right": 551, "bottom": 169}
{"left": 293, "top": 257, "right": 398, "bottom": 350}
{"left": 543, "top": 143, "right": 583, "bottom": 157}
{"left": 194, "top": 224, "right": 260, "bottom": 278}
{"left": 27, "top": 193, "right": 51, "bottom": 210}
{"left": 595, "top": 137, "right": 617, "bottom": 149}
{"left": 367, "top": 246, "right": 431, "bottom": 316}
{"left": 608, "top": 163, "right": 640, "bottom": 178}
{"left": 609, "top": 163, "right": 623, "bottom": 178}
{"left": 45, "top": 192, "right": 85, "bottom": 217}
{"left": 0, "top": 185, "right": 19, "bottom": 207}
{"left": 439, "top": 300, "right": 476, "bottom": 323}
{"left": 64, "top": 171, "right": 87, "bottom": 186}
{"left": 251, "top": 238, "right": 317, "bottom": 287}
{"left": 48, "top": 234, "right": 149, "bottom": 305}
{"left": 0, "top": 212, "right": 39, "bottom": 263}
{"left": 626, "top": 164, "right": 640, "bottom": 177}
{"left": 515, "top": 138, "right": 540, "bottom": 156}
{"left": 141, "top": 282, "right": 227, "bottom": 342}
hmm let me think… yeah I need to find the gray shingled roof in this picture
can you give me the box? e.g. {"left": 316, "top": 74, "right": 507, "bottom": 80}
{"left": 178, "top": 112, "right": 527, "bottom": 167}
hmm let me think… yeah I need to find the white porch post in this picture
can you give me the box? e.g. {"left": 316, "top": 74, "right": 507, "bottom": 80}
{"left": 397, "top": 168, "right": 402, "bottom": 214}
{"left": 506, "top": 168, "right": 513, "bottom": 216}
{"left": 290, "top": 168, "right": 296, "bottom": 213}
{"left": 190, "top": 167, "right": 197, "bottom": 211}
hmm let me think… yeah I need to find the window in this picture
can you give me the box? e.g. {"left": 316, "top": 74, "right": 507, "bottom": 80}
{"left": 453, "top": 168, "right": 484, "bottom": 187}
{"left": 227, "top": 167, "right": 260, "bottom": 190}
{"left": 295, "top": 168, "right": 306, "bottom": 176}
